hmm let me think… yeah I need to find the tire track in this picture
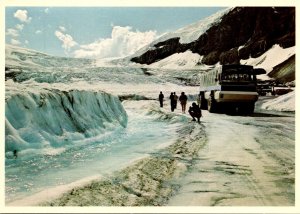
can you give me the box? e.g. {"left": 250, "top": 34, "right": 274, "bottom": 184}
{"left": 168, "top": 111, "right": 294, "bottom": 206}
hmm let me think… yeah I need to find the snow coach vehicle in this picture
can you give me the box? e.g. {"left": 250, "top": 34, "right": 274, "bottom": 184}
{"left": 198, "top": 64, "right": 266, "bottom": 114}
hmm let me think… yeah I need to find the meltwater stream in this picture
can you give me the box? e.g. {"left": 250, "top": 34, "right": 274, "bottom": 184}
{"left": 5, "top": 105, "right": 179, "bottom": 204}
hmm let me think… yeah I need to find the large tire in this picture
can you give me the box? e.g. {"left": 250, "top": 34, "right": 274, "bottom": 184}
{"left": 207, "top": 96, "right": 217, "bottom": 113}
{"left": 199, "top": 93, "right": 208, "bottom": 110}
{"left": 238, "top": 102, "right": 255, "bottom": 115}
{"left": 245, "top": 102, "right": 255, "bottom": 114}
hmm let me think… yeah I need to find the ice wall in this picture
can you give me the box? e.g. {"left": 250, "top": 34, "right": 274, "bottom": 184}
{"left": 5, "top": 89, "right": 128, "bottom": 154}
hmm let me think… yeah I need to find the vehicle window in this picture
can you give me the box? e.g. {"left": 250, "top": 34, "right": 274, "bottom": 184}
{"left": 222, "top": 73, "right": 253, "bottom": 81}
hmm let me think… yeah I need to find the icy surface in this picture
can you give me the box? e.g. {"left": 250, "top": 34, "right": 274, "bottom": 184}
{"left": 6, "top": 98, "right": 180, "bottom": 204}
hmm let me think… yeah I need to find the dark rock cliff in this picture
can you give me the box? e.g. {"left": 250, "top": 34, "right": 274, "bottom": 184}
{"left": 268, "top": 55, "right": 295, "bottom": 83}
{"left": 131, "top": 7, "right": 295, "bottom": 66}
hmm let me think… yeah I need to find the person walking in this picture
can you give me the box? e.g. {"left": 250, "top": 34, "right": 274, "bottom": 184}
{"left": 169, "top": 92, "right": 175, "bottom": 112}
{"left": 173, "top": 92, "right": 178, "bottom": 109}
{"left": 159, "top": 91, "right": 164, "bottom": 107}
{"left": 179, "top": 92, "right": 188, "bottom": 113}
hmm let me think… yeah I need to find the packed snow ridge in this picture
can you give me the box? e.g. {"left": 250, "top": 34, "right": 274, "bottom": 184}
{"left": 261, "top": 90, "right": 295, "bottom": 112}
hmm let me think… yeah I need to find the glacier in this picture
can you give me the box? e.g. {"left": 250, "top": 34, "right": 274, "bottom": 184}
{"left": 5, "top": 87, "right": 128, "bottom": 154}
{"left": 5, "top": 45, "right": 190, "bottom": 204}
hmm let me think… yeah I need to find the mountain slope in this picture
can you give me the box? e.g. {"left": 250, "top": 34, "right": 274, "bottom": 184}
{"left": 5, "top": 44, "right": 94, "bottom": 69}
{"left": 131, "top": 7, "right": 295, "bottom": 67}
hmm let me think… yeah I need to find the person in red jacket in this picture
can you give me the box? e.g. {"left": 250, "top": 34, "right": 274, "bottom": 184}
{"left": 179, "top": 92, "right": 188, "bottom": 113}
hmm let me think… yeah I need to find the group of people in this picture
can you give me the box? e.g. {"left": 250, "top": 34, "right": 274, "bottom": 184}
{"left": 158, "top": 91, "right": 202, "bottom": 122}
{"left": 169, "top": 92, "right": 179, "bottom": 112}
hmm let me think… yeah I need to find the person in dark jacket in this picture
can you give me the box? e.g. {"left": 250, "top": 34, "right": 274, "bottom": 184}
{"left": 179, "top": 92, "right": 188, "bottom": 113}
{"left": 169, "top": 92, "right": 175, "bottom": 112}
{"left": 188, "top": 102, "right": 202, "bottom": 122}
{"left": 159, "top": 91, "right": 164, "bottom": 107}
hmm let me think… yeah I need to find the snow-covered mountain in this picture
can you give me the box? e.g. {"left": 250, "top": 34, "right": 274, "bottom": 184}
{"left": 128, "top": 8, "right": 232, "bottom": 59}
{"left": 129, "top": 7, "right": 295, "bottom": 82}
{"left": 5, "top": 44, "right": 96, "bottom": 80}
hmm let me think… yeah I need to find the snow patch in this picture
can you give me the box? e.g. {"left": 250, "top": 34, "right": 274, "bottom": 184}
{"left": 241, "top": 45, "right": 295, "bottom": 80}
{"left": 146, "top": 50, "right": 202, "bottom": 69}
{"left": 261, "top": 91, "right": 295, "bottom": 112}
{"left": 152, "top": 8, "right": 231, "bottom": 44}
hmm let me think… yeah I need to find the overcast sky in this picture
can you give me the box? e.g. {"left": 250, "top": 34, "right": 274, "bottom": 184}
{"left": 5, "top": 7, "right": 225, "bottom": 58}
